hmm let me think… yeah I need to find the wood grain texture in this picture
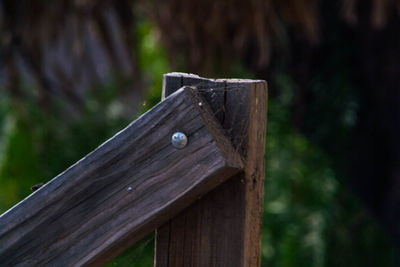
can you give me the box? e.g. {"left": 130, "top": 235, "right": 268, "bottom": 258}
{"left": 0, "top": 87, "right": 243, "bottom": 267}
{"left": 155, "top": 73, "right": 268, "bottom": 267}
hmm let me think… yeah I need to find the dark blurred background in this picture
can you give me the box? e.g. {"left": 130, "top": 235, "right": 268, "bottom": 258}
{"left": 0, "top": 0, "right": 399, "bottom": 266}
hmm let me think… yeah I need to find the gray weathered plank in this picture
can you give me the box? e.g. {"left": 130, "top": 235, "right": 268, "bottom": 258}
{"left": 155, "top": 73, "right": 268, "bottom": 267}
{"left": 0, "top": 87, "right": 243, "bottom": 266}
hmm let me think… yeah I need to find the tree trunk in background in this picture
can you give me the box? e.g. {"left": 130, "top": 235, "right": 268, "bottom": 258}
{"left": 350, "top": 0, "right": 400, "bottom": 244}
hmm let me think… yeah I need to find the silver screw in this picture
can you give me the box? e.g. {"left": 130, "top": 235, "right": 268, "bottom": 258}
{"left": 127, "top": 186, "right": 132, "bottom": 191}
{"left": 171, "top": 132, "right": 188, "bottom": 149}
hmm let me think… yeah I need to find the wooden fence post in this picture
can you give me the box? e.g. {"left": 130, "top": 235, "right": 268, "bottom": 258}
{"left": 155, "top": 73, "right": 268, "bottom": 266}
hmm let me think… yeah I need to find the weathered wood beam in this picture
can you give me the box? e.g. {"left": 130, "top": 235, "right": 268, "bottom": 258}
{"left": 155, "top": 73, "right": 268, "bottom": 267}
{"left": 0, "top": 87, "right": 243, "bottom": 266}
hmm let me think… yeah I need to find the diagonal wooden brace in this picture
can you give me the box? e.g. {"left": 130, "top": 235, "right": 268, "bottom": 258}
{"left": 0, "top": 87, "right": 243, "bottom": 266}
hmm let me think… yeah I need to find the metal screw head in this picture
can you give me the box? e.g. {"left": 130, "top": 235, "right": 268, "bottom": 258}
{"left": 171, "top": 132, "right": 188, "bottom": 149}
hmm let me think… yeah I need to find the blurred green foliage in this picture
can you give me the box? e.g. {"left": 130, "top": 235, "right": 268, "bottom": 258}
{"left": 136, "top": 18, "right": 170, "bottom": 111}
{"left": 262, "top": 75, "right": 398, "bottom": 267}
{"left": 0, "top": 18, "right": 398, "bottom": 267}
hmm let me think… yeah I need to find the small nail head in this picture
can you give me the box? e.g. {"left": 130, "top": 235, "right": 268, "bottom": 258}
{"left": 127, "top": 186, "right": 132, "bottom": 191}
{"left": 171, "top": 132, "right": 188, "bottom": 149}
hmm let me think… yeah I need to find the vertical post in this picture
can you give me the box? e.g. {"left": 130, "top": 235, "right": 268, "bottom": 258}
{"left": 155, "top": 73, "right": 268, "bottom": 266}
